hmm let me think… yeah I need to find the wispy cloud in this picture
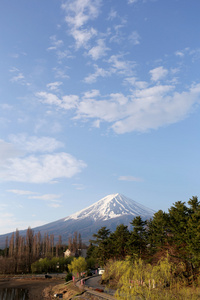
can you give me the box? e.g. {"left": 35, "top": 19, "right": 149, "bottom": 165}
{"left": 46, "top": 81, "right": 63, "bottom": 91}
{"left": 29, "top": 194, "right": 62, "bottom": 208}
{"left": 29, "top": 194, "right": 61, "bottom": 201}
{"left": 84, "top": 64, "right": 111, "bottom": 83}
{"left": 107, "top": 9, "right": 117, "bottom": 20}
{"left": 10, "top": 69, "right": 30, "bottom": 86}
{"left": 84, "top": 54, "right": 136, "bottom": 83}
{"left": 9, "top": 134, "right": 64, "bottom": 153}
{"left": 7, "top": 189, "right": 37, "bottom": 195}
{"left": 108, "top": 54, "right": 136, "bottom": 76}
{"left": 129, "top": 31, "right": 141, "bottom": 45}
{"left": 37, "top": 92, "right": 79, "bottom": 110}
{"left": 149, "top": 66, "right": 168, "bottom": 81}
{"left": 62, "top": 0, "right": 101, "bottom": 48}
{"left": 47, "top": 35, "right": 64, "bottom": 51}
{"left": 73, "top": 183, "right": 85, "bottom": 190}
{"left": 118, "top": 176, "right": 143, "bottom": 182}
{"left": 128, "top": 0, "right": 138, "bottom": 3}
{"left": 88, "top": 39, "right": 110, "bottom": 60}
{"left": 53, "top": 67, "right": 70, "bottom": 79}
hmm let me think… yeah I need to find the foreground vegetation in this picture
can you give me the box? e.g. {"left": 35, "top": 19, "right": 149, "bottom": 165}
{"left": 102, "top": 256, "right": 200, "bottom": 299}
{"left": 1, "top": 196, "right": 200, "bottom": 299}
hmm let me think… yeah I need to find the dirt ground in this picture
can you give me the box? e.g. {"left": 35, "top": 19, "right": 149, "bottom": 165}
{"left": 0, "top": 277, "right": 70, "bottom": 299}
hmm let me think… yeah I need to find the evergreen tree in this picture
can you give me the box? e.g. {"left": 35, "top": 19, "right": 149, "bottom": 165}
{"left": 109, "top": 224, "right": 130, "bottom": 260}
{"left": 127, "top": 216, "right": 147, "bottom": 259}
{"left": 91, "top": 227, "right": 111, "bottom": 266}
{"left": 147, "top": 210, "right": 169, "bottom": 254}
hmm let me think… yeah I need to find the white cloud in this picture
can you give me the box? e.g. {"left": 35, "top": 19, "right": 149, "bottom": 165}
{"left": 175, "top": 51, "right": 185, "bottom": 57}
{"left": 112, "top": 83, "right": 200, "bottom": 133}
{"left": 9, "top": 67, "right": 30, "bottom": 86}
{"left": 53, "top": 67, "right": 70, "bottom": 79}
{"left": 84, "top": 65, "right": 111, "bottom": 83}
{"left": 108, "top": 54, "right": 136, "bottom": 76}
{"left": 75, "top": 93, "right": 129, "bottom": 122}
{"left": 118, "top": 176, "right": 143, "bottom": 182}
{"left": 0, "top": 136, "right": 86, "bottom": 184}
{"left": 47, "top": 35, "right": 64, "bottom": 51}
{"left": 84, "top": 55, "right": 136, "bottom": 83}
{"left": 29, "top": 194, "right": 62, "bottom": 208}
{"left": 76, "top": 83, "right": 200, "bottom": 133}
{"left": 83, "top": 89, "right": 100, "bottom": 99}
{"left": 47, "top": 81, "right": 63, "bottom": 91}
{"left": 10, "top": 73, "right": 24, "bottom": 82}
{"left": 72, "top": 27, "right": 97, "bottom": 49}
{"left": 124, "top": 77, "right": 148, "bottom": 89}
{"left": 128, "top": 0, "right": 138, "bottom": 3}
{"left": 62, "top": 0, "right": 101, "bottom": 28}
{"left": 37, "top": 92, "right": 79, "bottom": 110}
{"left": 62, "top": 0, "right": 101, "bottom": 48}
{"left": 39, "top": 74, "right": 200, "bottom": 135}
{"left": 88, "top": 39, "right": 110, "bottom": 60}
{"left": 9, "top": 134, "right": 64, "bottom": 153}
{"left": 0, "top": 140, "right": 22, "bottom": 163}
{"left": 107, "top": 9, "right": 117, "bottom": 20}
{"left": 129, "top": 31, "right": 141, "bottom": 45}
{"left": 149, "top": 66, "right": 168, "bottom": 81}
{"left": 0, "top": 152, "right": 86, "bottom": 183}
{"left": 29, "top": 194, "right": 61, "bottom": 201}
{"left": 7, "top": 189, "right": 37, "bottom": 195}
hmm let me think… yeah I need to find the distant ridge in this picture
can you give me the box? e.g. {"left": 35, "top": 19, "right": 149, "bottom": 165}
{"left": 0, "top": 193, "right": 155, "bottom": 248}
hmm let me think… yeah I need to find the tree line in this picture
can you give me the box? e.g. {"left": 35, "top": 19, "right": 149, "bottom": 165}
{"left": 87, "top": 196, "right": 200, "bottom": 280}
{"left": 1, "top": 195, "right": 200, "bottom": 280}
{"left": 0, "top": 228, "right": 83, "bottom": 274}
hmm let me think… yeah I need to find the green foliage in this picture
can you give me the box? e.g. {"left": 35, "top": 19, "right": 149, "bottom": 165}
{"left": 127, "top": 216, "right": 147, "bottom": 258}
{"left": 109, "top": 224, "right": 130, "bottom": 260}
{"left": 68, "top": 256, "right": 87, "bottom": 277}
{"left": 102, "top": 256, "right": 190, "bottom": 300}
{"left": 148, "top": 210, "right": 169, "bottom": 251}
{"left": 86, "top": 195, "right": 200, "bottom": 278}
{"left": 86, "top": 257, "right": 96, "bottom": 269}
{"left": 89, "top": 227, "right": 111, "bottom": 266}
{"left": 31, "top": 256, "right": 72, "bottom": 274}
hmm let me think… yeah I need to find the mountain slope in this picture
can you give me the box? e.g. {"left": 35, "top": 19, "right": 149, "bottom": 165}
{"left": 64, "top": 193, "right": 155, "bottom": 222}
{"left": 0, "top": 193, "right": 155, "bottom": 247}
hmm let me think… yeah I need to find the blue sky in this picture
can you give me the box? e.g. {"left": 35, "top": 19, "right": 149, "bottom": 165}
{"left": 1, "top": 0, "right": 200, "bottom": 234}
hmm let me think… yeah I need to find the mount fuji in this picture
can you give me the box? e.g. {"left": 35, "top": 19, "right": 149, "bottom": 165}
{"left": 0, "top": 193, "right": 155, "bottom": 247}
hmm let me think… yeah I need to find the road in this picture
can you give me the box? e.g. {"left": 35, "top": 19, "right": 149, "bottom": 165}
{"left": 84, "top": 275, "right": 116, "bottom": 296}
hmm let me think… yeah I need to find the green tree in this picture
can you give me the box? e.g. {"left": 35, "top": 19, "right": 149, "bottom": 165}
{"left": 90, "top": 227, "right": 111, "bottom": 266}
{"left": 168, "top": 201, "right": 189, "bottom": 245}
{"left": 68, "top": 256, "right": 87, "bottom": 278}
{"left": 127, "top": 216, "right": 147, "bottom": 259}
{"left": 147, "top": 210, "right": 169, "bottom": 254}
{"left": 109, "top": 224, "right": 130, "bottom": 260}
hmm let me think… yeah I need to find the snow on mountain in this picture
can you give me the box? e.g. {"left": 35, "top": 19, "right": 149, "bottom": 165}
{"left": 0, "top": 193, "right": 155, "bottom": 247}
{"left": 64, "top": 193, "right": 155, "bottom": 222}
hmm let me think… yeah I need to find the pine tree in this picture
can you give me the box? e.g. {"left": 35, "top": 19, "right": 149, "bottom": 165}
{"left": 91, "top": 227, "right": 111, "bottom": 266}
{"left": 109, "top": 224, "right": 130, "bottom": 260}
{"left": 127, "top": 216, "right": 147, "bottom": 259}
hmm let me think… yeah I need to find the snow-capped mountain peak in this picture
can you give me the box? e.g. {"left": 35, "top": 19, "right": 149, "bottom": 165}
{"left": 64, "top": 193, "right": 155, "bottom": 222}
